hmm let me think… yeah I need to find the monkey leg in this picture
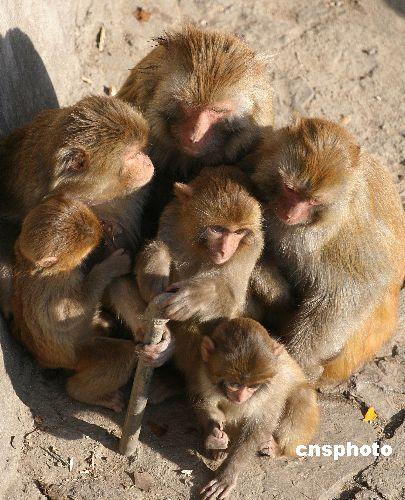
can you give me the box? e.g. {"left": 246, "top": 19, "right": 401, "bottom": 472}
{"left": 320, "top": 284, "right": 400, "bottom": 383}
{"left": 106, "top": 275, "right": 146, "bottom": 335}
{"left": 274, "top": 383, "right": 319, "bottom": 457}
{"left": 258, "top": 435, "right": 280, "bottom": 457}
{"left": 67, "top": 337, "right": 137, "bottom": 411}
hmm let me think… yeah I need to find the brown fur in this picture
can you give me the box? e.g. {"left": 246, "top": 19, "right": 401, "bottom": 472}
{"left": 12, "top": 196, "right": 135, "bottom": 410}
{"left": 251, "top": 117, "right": 405, "bottom": 382}
{"left": 0, "top": 95, "right": 152, "bottom": 325}
{"left": 118, "top": 25, "right": 273, "bottom": 232}
{"left": 136, "top": 166, "right": 264, "bottom": 321}
{"left": 179, "top": 318, "right": 319, "bottom": 497}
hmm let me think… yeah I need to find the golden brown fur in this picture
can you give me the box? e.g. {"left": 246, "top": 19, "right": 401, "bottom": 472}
{"left": 136, "top": 166, "right": 264, "bottom": 321}
{"left": 251, "top": 117, "right": 405, "bottom": 382}
{"left": 176, "top": 318, "right": 319, "bottom": 498}
{"left": 0, "top": 95, "right": 153, "bottom": 326}
{"left": 119, "top": 25, "right": 273, "bottom": 232}
{"left": 12, "top": 196, "right": 136, "bottom": 410}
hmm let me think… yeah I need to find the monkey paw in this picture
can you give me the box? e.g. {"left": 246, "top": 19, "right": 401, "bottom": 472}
{"left": 205, "top": 427, "right": 229, "bottom": 452}
{"left": 200, "top": 473, "right": 238, "bottom": 500}
{"left": 258, "top": 435, "right": 280, "bottom": 457}
{"left": 97, "top": 390, "right": 125, "bottom": 413}
{"left": 135, "top": 326, "right": 175, "bottom": 367}
{"left": 210, "top": 450, "right": 228, "bottom": 462}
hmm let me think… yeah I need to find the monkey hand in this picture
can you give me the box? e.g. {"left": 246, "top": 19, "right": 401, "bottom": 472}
{"left": 161, "top": 279, "right": 216, "bottom": 321}
{"left": 97, "top": 248, "right": 131, "bottom": 278}
{"left": 201, "top": 470, "right": 238, "bottom": 500}
{"left": 135, "top": 325, "right": 174, "bottom": 367}
{"left": 205, "top": 426, "right": 229, "bottom": 451}
{"left": 138, "top": 273, "right": 170, "bottom": 303}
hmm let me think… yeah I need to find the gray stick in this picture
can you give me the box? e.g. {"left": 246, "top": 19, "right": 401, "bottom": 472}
{"left": 119, "top": 293, "right": 171, "bottom": 457}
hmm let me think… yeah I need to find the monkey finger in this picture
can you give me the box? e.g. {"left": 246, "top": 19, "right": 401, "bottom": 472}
{"left": 165, "top": 280, "right": 188, "bottom": 293}
{"left": 159, "top": 290, "right": 190, "bottom": 309}
{"left": 164, "top": 305, "right": 193, "bottom": 321}
{"left": 201, "top": 480, "right": 221, "bottom": 499}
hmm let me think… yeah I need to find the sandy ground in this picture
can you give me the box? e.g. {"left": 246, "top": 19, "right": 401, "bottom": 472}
{"left": 1, "top": 1, "right": 404, "bottom": 499}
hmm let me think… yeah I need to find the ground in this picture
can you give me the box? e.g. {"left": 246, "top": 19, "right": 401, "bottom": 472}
{"left": 0, "top": 1, "right": 404, "bottom": 499}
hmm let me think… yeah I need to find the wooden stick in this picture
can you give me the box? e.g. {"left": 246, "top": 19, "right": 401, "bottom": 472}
{"left": 119, "top": 293, "right": 171, "bottom": 456}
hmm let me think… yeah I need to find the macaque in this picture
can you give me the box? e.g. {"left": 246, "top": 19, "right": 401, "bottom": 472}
{"left": 0, "top": 95, "right": 153, "bottom": 326}
{"left": 11, "top": 195, "right": 139, "bottom": 410}
{"left": 173, "top": 317, "right": 319, "bottom": 499}
{"left": 251, "top": 117, "right": 405, "bottom": 383}
{"left": 135, "top": 166, "right": 264, "bottom": 323}
{"left": 118, "top": 25, "right": 273, "bottom": 229}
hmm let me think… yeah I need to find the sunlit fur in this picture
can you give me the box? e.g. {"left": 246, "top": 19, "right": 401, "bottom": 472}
{"left": 252, "top": 117, "right": 405, "bottom": 382}
{"left": 118, "top": 24, "right": 273, "bottom": 169}
{"left": 0, "top": 95, "right": 149, "bottom": 219}
{"left": 136, "top": 166, "right": 264, "bottom": 321}
{"left": 12, "top": 195, "right": 136, "bottom": 410}
{"left": 173, "top": 316, "right": 319, "bottom": 496}
{"left": 18, "top": 196, "right": 102, "bottom": 274}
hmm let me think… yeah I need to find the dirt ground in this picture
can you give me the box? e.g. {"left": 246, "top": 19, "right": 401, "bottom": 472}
{"left": 1, "top": 1, "right": 404, "bottom": 499}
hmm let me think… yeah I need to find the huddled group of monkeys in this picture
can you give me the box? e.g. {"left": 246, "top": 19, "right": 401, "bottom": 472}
{"left": 0, "top": 25, "right": 404, "bottom": 499}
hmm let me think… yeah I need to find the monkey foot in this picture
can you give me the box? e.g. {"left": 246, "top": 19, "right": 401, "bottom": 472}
{"left": 97, "top": 390, "right": 125, "bottom": 412}
{"left": 149, "top": 380, "right": 183, "bottom": 405}
{"left": 210, "top": 449, "right": 228, "bottom": 461}
{"left": 201, "top": 473, "right": 237, "bottom": 500}
{"left": 205, "top": 427, "right": 229, "bottom": 461}
{"left": 258, "top": 435, "right": 280, "bottom": 457}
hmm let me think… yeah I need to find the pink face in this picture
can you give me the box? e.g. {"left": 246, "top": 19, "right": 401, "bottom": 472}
{"left": 178, "top": 102, "right": 234, "bottom": 156}
{"left": 205, "top": 225, "right": 248, "bottom": 265}
{"left": 276, "top": 184, "right": 322, "bottom": 225}
{"left": 223, "top": 381, "right": 260, "bottom": 404}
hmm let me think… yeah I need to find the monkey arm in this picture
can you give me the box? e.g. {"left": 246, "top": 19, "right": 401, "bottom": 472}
{"left": 135, "top": 239, "right": 172, "bottom": 303}
{"left": 285, "top": 271, "right": 383, "bottom": 377}
{"left": 201, "top": 417, "right": 276, "bottom": 500}
{"left": 162, "top": 244, "right": 261, "bottom": 322}
{"left": 249, "top": 257, "right": 291, "bottom": 307}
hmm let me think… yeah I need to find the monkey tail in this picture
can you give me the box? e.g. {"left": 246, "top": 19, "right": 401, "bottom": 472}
{"left": 275, "top": 383, "right": 319, "bottom": 457}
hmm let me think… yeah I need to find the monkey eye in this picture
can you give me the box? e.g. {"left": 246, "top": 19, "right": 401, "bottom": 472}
{"left": 249, "top": 383, "right": 261, "bottom": 390}
{"left": 226, "top": 382, "right": 241, "bottom": 390}
{"left": 234, "top": 228, "right": 248, "bottom": 236}
{"left": 210, "top": 225, "right": 226, "bottom": 234}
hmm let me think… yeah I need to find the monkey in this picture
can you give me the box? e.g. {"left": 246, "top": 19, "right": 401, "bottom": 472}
{"left": 0, "top": 95, "right": 153, "bottom": 330}
{"left": 11, "top": 195, "right": 145, "bottom": 410}
{"left": 250, "top": 117, "right": 405, "bottom": 383}
{"left": 171, "top": 317, "right": 319, "bottom": 500}
{"left": 118, "top": 24, "right": 274, "bottom": 232}
{"left": 135, "top": 166, "right": 265, "bottom": 325}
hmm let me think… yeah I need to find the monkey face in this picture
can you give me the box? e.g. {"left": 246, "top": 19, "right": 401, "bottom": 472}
{"left": 275, "top": 183, "right": 323, "bottom": 226}
{"left": 222, "top": 380, "right": 261, "bottom": 404}
{"left": 55, "top": 144, "right": 154, "bottom": 204}
{"left": 204, "top": 225, "right": 249, "bottom": 264}
{"left": 170, "top": 101, "right": 236, "bottom": 157}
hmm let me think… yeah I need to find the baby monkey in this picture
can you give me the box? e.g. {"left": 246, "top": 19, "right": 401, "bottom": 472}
{"left": 12, "top": 196, "right": 135, "bottom": 411}
{"left": 178, "top": 318, "right": 319, "bottom": 500}
{"left": 136, "top": 166, "right": 264, "bottom": 323}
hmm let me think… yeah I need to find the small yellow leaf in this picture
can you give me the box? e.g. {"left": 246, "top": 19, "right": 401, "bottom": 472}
{"left": 363, "top": 407, "right": 377, "bottom": 422}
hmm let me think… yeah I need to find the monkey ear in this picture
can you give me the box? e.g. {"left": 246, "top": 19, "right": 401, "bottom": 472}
{"left": 57, "top": 147, "right": 88, "bottom": 174}
{"left": 37, "top": 256, "right": 58, "bottom": 268}
{"left": 271, "top": 342, "right": 284, "bottom": 357}
{"left": 201, "top": 336, "right": 215, "bottom": 362}
{"left": 174, "top": 182, "right": 194, "bottom": 204}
